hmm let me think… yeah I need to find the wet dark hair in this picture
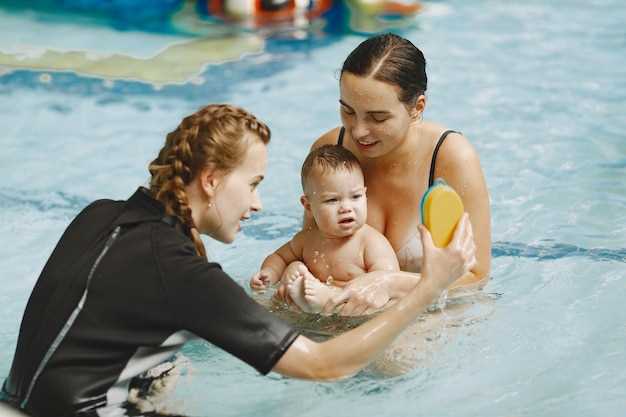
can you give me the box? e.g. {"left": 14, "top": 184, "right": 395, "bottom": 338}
{"left": 340, "top": 33, "right": 427, "bottom": 106}
{"left": 301, "top": 145, "right": 362, "bottom": 193}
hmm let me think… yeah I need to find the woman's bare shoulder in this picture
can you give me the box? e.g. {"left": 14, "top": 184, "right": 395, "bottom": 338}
{"left": 437, "top": 130, "right": 480, "bottom": 170}
{"left": 311, "top": 127, "right": 342, "bottom": 150}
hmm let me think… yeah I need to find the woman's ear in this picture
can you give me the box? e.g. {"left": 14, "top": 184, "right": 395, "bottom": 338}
{"left": 300, "top": 195, "right": 312, "bottom": 212}
{"left": 411, "top": 94, "right": 427, "bottom": 120}
{"left": 199, "top": 165, "right": 222, "bottom": 199}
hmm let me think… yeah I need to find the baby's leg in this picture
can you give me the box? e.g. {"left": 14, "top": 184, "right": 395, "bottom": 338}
{"left": 281, "top": 262, "right": 313, "bottom": 313}
{"left": 303, "top": 276, "right": 343, "bottom": 314}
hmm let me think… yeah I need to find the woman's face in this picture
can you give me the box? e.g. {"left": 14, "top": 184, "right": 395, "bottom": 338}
{"left": 339, "top": 72, "right": 416, "bottom": 158}
{"left": 202, "top": 138, "right": 267, "bottom": 243}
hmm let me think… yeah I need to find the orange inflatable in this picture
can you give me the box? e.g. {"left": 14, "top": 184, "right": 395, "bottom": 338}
{"left": 207, "top": 0, "right": 333, "bottom": 25}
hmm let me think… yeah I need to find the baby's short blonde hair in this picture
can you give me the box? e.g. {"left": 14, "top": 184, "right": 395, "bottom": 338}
{"left": 300, "top": 145, "right": 362, "bottom": 193}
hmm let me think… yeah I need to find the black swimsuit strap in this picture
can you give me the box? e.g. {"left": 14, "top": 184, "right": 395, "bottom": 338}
{"left": 337, "top": 127, "right": 458, "bottom": 188}
{"left": 428, "top": 130, "right": 459, "bottom": 187}
{"left": 337, "top": 127, "right": 345, "bottom": 146}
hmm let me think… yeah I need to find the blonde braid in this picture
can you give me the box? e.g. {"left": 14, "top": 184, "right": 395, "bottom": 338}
{"left": 149, "top": 104, "right": 270, "bottom": 258}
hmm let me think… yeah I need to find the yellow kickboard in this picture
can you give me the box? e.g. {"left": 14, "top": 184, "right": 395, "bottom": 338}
{"left": 420, "top": 180, "right": 464, "bottom": 248}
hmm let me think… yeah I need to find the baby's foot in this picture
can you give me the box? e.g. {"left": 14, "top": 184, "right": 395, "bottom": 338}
{"left": 286, "top": 272, "right": 311, "bottom": 313}
{"left": 303, "top": 276, "right": 335, "bottom": 314}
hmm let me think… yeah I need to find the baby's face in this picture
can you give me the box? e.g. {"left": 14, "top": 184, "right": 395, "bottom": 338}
{"left": 305, "top": 167, "right": 367, "bottom": 238}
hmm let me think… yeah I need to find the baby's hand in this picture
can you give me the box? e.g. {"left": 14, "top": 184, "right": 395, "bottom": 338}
{"left": 250, "top": 270, "right": 274, "bottom": 291}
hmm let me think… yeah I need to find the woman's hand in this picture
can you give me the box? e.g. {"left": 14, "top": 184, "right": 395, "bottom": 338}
{"left": 320, "top": 270, "right": 393, "bottom": 316}
{"left": 420, "top": 213, "right": 477, "bottom": 294}
{"left": 320, "top": 213, "right": 477, "bottom": 316}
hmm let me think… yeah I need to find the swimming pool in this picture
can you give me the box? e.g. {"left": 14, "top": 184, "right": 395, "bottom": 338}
{"left": 1, "top": 0, "right": 625, "bottom": 416}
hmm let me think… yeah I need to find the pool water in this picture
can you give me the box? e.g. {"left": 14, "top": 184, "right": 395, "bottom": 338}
{"left": 1, "top": 0, "right": 625, "bottom": 416}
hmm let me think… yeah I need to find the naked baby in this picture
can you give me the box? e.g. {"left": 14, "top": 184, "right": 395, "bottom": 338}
{"left": 250, "top": 145, "right": 399, "bottom": 313}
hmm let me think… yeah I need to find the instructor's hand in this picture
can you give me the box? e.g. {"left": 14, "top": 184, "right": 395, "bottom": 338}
{"left": 420, "top": 213, "right": 477, "bottom": 294}
{"left": 320, "top": 271, "right": 392, "bottom": 316}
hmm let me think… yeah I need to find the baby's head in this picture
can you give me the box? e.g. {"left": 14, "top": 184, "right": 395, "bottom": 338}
{"left": 300, "top": 145, "right": 367, "bottom": 238}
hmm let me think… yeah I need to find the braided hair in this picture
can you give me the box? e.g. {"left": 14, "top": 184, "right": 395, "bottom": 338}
{"left": 148, "top": 104, "right": 271, "bottom": 258}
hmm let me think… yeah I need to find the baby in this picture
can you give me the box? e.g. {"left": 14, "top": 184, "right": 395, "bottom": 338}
{"left": 250, "top": 144, "right": 399, "bottom": 313}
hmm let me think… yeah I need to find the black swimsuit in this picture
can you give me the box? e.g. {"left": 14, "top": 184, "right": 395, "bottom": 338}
{"left": 336, "top": 127, "right": 459, "bottom": 187}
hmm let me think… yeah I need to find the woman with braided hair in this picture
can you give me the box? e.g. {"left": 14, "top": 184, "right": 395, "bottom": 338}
{"left": 2, "top": 104, "right": 476, "bottom": 417}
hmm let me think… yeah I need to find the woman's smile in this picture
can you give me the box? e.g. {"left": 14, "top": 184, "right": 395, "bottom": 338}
{"left": 355, "top": 139, "right": 380, "bottom": 151}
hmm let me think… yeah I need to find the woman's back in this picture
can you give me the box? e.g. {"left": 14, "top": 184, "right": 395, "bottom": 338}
{"left": 4, "top": 188, "right": 298, "bottom": 416}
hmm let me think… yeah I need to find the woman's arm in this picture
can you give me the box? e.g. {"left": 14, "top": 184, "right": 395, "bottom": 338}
{"left": 274, "top": 280, "right": 439, "bottom": 379}
{"left": 273, "top": 216, "right": 476, "bottom": 380}
{"left": 328, "top": 270, "right": 422, "bottom": 316}
{"left": 437, "top": 132, "right": 491, "bottom": 287}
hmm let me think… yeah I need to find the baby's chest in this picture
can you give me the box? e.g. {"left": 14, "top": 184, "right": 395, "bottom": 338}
{"left": 302, "top": 246, "right": 366, "bottom": 284}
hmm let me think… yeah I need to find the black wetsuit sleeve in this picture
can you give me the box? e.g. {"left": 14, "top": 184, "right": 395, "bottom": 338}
{"left": 154, "top": 227, "right": 299, "bottom": 375}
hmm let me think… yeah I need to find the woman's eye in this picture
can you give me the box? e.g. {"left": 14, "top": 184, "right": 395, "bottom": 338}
{"left": 341, "top": 107, "right": 355, "bottom": 116}
{"left": 371, "top": 116, "right": 388, "bottom": 123}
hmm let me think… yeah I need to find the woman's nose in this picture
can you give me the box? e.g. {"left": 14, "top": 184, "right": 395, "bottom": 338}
{"left": 351, "top": 120, "right": 369, "bottom": 139}
{"left": 251, "top": 190, "right": 263, "bottom": 212}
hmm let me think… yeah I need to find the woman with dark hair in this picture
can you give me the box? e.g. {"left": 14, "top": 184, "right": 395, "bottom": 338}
{"left": 307, "top": 33, "right": 491, "bottom": 315}
{"left": 1, "top": 104, "right": 475, "bottom": 416}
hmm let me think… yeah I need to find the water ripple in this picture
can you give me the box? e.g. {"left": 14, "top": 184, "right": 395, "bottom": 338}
{"left": 492, "top": 241, "right": 626, "bottom": 263}
{"left": 3, "top": 190, "right": 624, "bottom": 264}
{"left": 241, "top": 213, "right": 301, "bottom": 241}
{"left": 0, "top": 188, "right": 89, "bottom": 214}
{"left": 244, "top": 217, "right": 626, "bottom": 263}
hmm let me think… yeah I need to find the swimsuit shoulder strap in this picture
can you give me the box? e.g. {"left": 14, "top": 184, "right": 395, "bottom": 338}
{"left": 428, "top": 130, "right": 459, "bottom": 187}
{"left": 337, "top": 127, "right": 345, "bottom": 147}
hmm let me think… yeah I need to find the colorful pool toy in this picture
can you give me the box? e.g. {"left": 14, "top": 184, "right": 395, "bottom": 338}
{"left": 420, "top": 178, "right": 464, "bottom": 248}
{"left": 205, "top": 0, "right": 421, "bottom": 24}
{"left": 348, "top": 0, "right": 421, "bottom": 16}
{"left": 206, "top": 0, "right": 333, "bottom": 24}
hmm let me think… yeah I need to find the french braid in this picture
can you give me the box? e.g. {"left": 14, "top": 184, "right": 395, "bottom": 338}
{"left": 148, "top": 104, "right": 270, "bottom": 257}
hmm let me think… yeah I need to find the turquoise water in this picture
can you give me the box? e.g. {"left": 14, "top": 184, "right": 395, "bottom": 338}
{"left": 1, "top": 1, "right": 626, "bottom": 416}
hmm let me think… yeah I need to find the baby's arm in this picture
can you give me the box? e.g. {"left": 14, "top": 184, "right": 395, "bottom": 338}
{"left": 250, "top": 233, "right": 305, "bottom": 290}
{"left": 363, "top": 229, "right": 400, "bottom": 273}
